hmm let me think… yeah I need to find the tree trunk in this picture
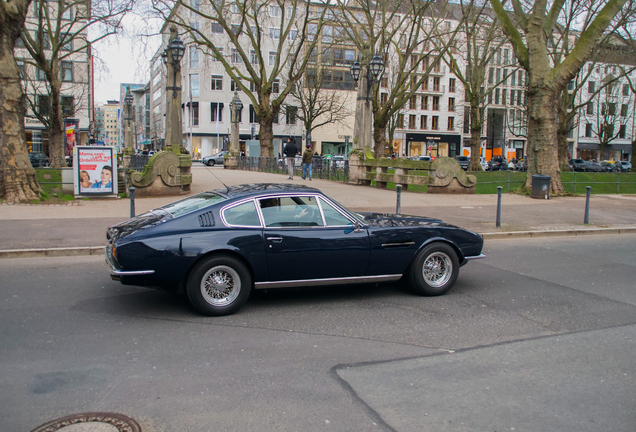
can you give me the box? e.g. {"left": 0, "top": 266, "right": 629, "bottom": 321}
{"left": 468, "top": 103, "right": 483, "bottom": 171}
{"left": 48, "top": 70, "right": 66, "bottom": 168}
{"left": 525, "top": 84, "right": 564, "bottom": 194}
{"left": 557, "top": 105, "right": 571, "bottom": 172}
{"left": 258, "top": 97, "right": 275, "bottom": 158}
{"left": 0, "top": 0, "right": 41, "bottom": 203}
{"left": 373, "top": 123, "right": 387, "bottom": 158}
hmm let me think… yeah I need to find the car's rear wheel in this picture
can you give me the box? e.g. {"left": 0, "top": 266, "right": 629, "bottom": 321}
{"left": 187, "top": 255, "right": 251, "bottom": 316}
{"left": 408, "top": 243, "right": 459, "bottom": 296}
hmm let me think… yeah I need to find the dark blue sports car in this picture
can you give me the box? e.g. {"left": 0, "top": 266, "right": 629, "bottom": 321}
{"left": 106, "top": 184, "right": 484, "bottom": 316}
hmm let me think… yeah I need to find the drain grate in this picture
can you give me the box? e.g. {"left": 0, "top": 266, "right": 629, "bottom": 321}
{"left": 31, "top": 412, "right": 141, "bottom": 432}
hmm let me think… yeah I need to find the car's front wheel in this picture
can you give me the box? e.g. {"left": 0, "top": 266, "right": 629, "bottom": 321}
{"left": 408, "top": 243, "right": 459, "bottom": 296}
{"left": 187, "top": 255, "right": 252, "bottom": 316}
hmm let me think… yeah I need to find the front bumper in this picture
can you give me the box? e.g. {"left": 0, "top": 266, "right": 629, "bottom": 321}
{"left": 105, "top": 246, "right": 155, "bottom": 281}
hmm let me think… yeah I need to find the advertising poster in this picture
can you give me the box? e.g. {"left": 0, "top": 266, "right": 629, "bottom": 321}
{"left": 74, "top": 146, "right": 118, "bottom": 196}
{"left": 65, "top": 119, "right": 79, "bottom": 157}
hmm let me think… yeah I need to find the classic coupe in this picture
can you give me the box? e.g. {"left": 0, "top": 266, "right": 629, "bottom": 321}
{"left": 106, "top": 184, "right": 484, "bottom": 316}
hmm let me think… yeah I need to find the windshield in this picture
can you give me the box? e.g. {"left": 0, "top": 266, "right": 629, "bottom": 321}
{"left": 161, "top": 192, "right": 227, "bottom": 217}
{"left": 322, "top": 196, "right": 365, "bottom": 224}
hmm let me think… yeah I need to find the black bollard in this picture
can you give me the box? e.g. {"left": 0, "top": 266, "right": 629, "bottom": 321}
{"left": 584, "top": 186, "right": 591, "bottom": 225}
{"left": 396, "top": 184, "right": 402, "bottom": 216}
{"left": 496, "top": 186, "right": 502, "bottom": 228}
{"left": 129, "top": 187, "right": 136, "bottom": 218}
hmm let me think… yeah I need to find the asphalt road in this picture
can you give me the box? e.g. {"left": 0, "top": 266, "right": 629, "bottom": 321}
{"left": 1, "top": 235, "right": 635, "bottom": 431}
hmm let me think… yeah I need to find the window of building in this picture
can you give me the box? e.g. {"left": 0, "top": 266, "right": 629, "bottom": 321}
{"left": 588, "top": 81, "right": 595, "bottom": 93}
{"left": 397, "top": 114, "right": 404, "bottom": 128}
{"left": 62, "top": 3, "right": 71, "bottom": 20}
{"left": 286, "top": 106, "right": 297, "bottom": 124}
{"left": 37, "top": 95, "right": 50, "bottom": 116}
{"left": 421, "top": 115, "right": 427, "bottom": 129}
{"left": 231, "top": 79, "right": 241, "bottom": 92}
{"left": 621, "top": 103, "right": 628, "bottom": 116}
{"left": 189, "top": 102, "right": 199, "bottom": 126}
{"left": 495, "top": 88, "right": 500, "bottom": 104}
{"left": 488, "top": 67, "right": 494, "bottom": 84}
{"left": 447, "top": 117, "right": 454, "bottom": 131}
{"left": 518, "top": 70, "right": 524, "bottom": 86}
{"left": 273, "top": 79, "right": 279, "bottom": 93}
{"left": 212, "top": 47, "right": 223, "bottom": 61}
{"left": 608, "top": 103, "right": 617, "bottom": 115}
{"left": 431, "top": 116, "right": 439, "bottom": 130}
{"left": 231, "top": 48, "right": 241, "bottom": 64}
{"left": 36, "top": 67, "right": 46, "bottom": 81}
{"left": 60, "top": 61, "right": 73, "bottom": 82}
{"left": 409, "top": 96, "right": 416, "bottom": 109}
{"left": 380, "top": 93, "right": 388, "bottom": 105}
{"left": 623, "top": 84, "right": 630, "bottom": 96}
{"left": 517, "top": 90, "right": 523, "bottom": 105}
{"left": 585, "top": 123, "right": 592, "bottom": 137}
{"left": 464, "top": 107, "right": 470, "bottom": 133}
{"left": 249, "top": 104, "right": 259, "bottom": 123}
{"left": 322, "top": 25, "right": 332, "bottom": 43}
{"left": 307, "top": 24, "right": 316, "bottom": 41}
{"left": 422, "top": 95, "right": 428, "bottom": 110}
{"left": 408, "top": 114, "right": 416, "bottom": 129}
{"left": 189, "top": 74, "right": 199, "bottom": 97}
{"left": 211, "top": 22, "right": 223, "bottom": 34}
{"left": 433, "top": 77, "right": 440, "bottom": 92}
{"left": 231, "top": 3, "right": 239, "bottom": 13}
{"left": 510, "top": 90, "right": 515, "bottom": 106}
{"left": 61, "top": 96, "right": 74, "bottom": 116}
{"left": 249, "top": 50, "right": 258, "bottom": 65}
{"left": 503, "top": 48, "right": 509, "bottom": 65}
{"left": 288, "top": 29, "right": 297, "bottom": 41}
{"left": 502, "top": 89, "right": 507, "bottom": 105}
{"left": 190, "top": 47, "right": 199, "bottom": 68}
{"left": 381, "top": 76, "right": 388, "bottom": 88}
{"left": 269, "top": 27, "right": 280, "bottom": 39}
{"left": 449, "top": 78, "right": 455, "bottom": 93}
{"left": 422, "top": 77, "right": 428, "bottom": 91}
{"left": 511, "top": 72, "right": 516, "bottom": 86}
{"left": 448, "top": 97, "right": 455, "bottom": 112}
{"left": 211, "top": 75, "right": 223, "bottom": 90}
{"left": 620, "top": 124, "right": 627, "bottom": 138}
{"left": 432, "top": 96, "right": 439, "bottom": 111}
{"left": 270, "top": 5, "right": 281, "bottom": 17}
{"left": 269, "top": 51, "right": 276, "bottom": 66}
{"left": 433, "top": 60, "right": 440, "bottom": 73}
{"left": 210, "top": 102, "right": 223, "bottom": 121}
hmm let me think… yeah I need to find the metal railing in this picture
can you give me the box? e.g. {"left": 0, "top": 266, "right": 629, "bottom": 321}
{"left": 129, "top": 155, "right": 151, "bottom": 171}
{"left": 236, "top": 156, "right": 349, "bottom": 182}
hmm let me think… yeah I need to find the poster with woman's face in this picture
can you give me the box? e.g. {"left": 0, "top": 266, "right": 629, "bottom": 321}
{"left": 75, "top": 147, "right": 116, "bottom": 195}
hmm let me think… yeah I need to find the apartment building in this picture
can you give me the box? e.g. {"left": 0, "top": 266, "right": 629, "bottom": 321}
{"left": 103, "top": 100, "right": 120, "bottom": 147}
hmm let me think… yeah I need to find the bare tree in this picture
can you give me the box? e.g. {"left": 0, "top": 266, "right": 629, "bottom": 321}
{"left": 18, "top": 0, "right": 131, "bottom": 167}
{"left": 286, "top": 68, "right": 353, "bottom": 145}
{"left": 156, "top": 0, "right": 327, "bottom": 157}
{"left": 489, "top": 0, "right": 633, "bottom": 194}
{"left": 330, "top": 0, "right": 462, "bottom": 157}
{"left": 1, "top": 0, "right": 41, "bottom": 203}
{"left": 436, "top": 0, "right": 518, "bottom": 170}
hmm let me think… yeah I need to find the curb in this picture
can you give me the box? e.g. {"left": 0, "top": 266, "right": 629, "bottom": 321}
{"left": 1, "top": 227, "right": 635, "bottom": 259}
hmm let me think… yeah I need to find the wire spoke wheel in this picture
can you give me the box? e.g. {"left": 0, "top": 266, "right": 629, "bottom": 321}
{"left": 422, "top": 252, "right": 453, "bottom": 287}
{"left": 201, "top": 265, "right": 241, "bottom": 306}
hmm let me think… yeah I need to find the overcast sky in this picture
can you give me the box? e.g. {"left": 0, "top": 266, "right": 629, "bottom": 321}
{"left": 91, "top": 15, "right": 162, "bottom": 104}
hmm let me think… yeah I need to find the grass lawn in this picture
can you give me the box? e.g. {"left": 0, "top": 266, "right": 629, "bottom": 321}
{"left": 371, "top": 170, "right": 636, "bottom": 195}
{"left": 34, "top": 168, "right": 75, "bottom": 203}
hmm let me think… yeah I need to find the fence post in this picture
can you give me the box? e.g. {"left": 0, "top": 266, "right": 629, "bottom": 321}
{"left": 129, "top": 187, "right": 136, "bottom": 218}
{"left": 573, "top": 172, "right": 577, "bottom": 194}
{"left": 396, "top": 184, "right": 402, "bottom": 215}
{"left": 584, "top": 186, "right": 591, "bottom": 225}
{"left": 617, "top": 172, "right": 620, "bottom": 194}
{"left": 507, "top": 170, "right": 510, "bottom": 193}
{"left": 496, "top": 186, "right": 502, "bottom": 228}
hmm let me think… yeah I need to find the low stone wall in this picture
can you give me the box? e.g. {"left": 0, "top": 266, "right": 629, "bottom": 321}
{"left": 128, "top": 151, "right": 192, "bottom": 197}
{"left": 349, "top": 151, "right": 476, "bottom": 194}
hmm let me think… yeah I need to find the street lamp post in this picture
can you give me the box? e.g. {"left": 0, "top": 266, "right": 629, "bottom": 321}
{"left": 350, "top": 50, "right": 385, "bottom": 154}
{"left": 164, "top": 27, "right": 186, "bottom": 155}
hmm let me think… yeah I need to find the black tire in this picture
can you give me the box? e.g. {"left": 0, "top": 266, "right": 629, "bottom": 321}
{"left": 187, "top": 255, "right": 252, "bottom": 316}
{"left": 209, "top": 160, "right": 215, "bottom": 167}
{"left": 408, "top": 243, "right": 459, "bottom": 296}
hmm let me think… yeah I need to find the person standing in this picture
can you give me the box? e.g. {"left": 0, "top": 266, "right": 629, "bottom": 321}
{"left": 302, "top": 143, "right": 314, "bottom": 180}
{"left": 283, "top": 138, "right": 298, "bottom": 180}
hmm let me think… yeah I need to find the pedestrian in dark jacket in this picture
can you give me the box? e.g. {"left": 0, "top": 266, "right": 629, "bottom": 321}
{"left": 302, "top": 143, "right": 314, "bottom": 180}
{"left": 283, "top": 138, "right": 298, "bottom": 179}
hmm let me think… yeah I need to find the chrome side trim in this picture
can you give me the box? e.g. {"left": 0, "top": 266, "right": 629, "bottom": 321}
{"left": 382, "top": 242, "right": 415, "bottom": 248}
{"left": 465, "top": 253, "right": 486, "bottom": 260}
{"left": 254, "top": 274, "right": 402, "bottom": 289}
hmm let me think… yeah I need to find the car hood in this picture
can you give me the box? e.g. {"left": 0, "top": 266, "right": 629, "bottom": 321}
{"left": 358, "top": 212, "right": 445, "bottom": 227}
{"left": 107, "top": 209, "right": 172, "bottom": 243}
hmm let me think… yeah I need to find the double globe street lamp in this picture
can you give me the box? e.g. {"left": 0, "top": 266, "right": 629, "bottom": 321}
{"left": 350, "top": 51, "right": 385, "bottom": 105}
{"left": 161, "top": 36, "right": 186, "bottom": 98}
{"left": 229, "top": 91, "right": 243, "bottom": 156}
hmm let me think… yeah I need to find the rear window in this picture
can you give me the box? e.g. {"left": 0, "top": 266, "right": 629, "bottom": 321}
{"left": 161, "top": 192, "right": 227, "bottom": 217}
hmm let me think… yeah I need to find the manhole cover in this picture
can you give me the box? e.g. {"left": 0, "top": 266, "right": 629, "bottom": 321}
{"left": 31, "top": 412, "right": 141, "bottom": 432}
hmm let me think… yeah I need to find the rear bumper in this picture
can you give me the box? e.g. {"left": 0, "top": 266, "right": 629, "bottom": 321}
{"left": 105, "top": 246, "right": 155, "bottom": 281}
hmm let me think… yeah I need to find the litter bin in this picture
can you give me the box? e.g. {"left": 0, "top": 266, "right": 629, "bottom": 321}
{"left": 531, "top": 174, "right": 551, "bottom": 199}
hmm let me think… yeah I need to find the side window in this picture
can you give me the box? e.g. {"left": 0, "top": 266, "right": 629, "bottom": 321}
{"left": 260, "top": 196, "right": 322, "bottom": 227}
{"left": 319, "top": 198, "right": 353, "bottom": 226}
{"left": 223, "top": 201, "right": 260, "bottom": 227}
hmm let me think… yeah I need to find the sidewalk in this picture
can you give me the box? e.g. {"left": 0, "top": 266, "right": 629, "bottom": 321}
{"left": 2, "top": 165, "right": 636, "bottom": 257}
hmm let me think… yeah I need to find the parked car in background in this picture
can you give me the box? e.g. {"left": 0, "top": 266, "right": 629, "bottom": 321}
{"left": 569, "top": 159, "right": 588, "bottom": 172}
{"left": 601, "top": 161, "right": 620, "bottom": 173}
{"left": 488, "top": 156, "right": 507, "bottom": 171}
{"left": 455, "top": 156, "right": 470, "bottom": 170}
{"left": 418, "top": 156, "right": 432, "bottom": 161}
{"left": 617, "top": 161, "right": 632, "bottom": 172}
{"left": 330, "top": 155, "right": 347, "bottom": 168}
{"left": 29, "top": 152, "right": 50, "bottom": 167}
{"left": 105, "top": 184, "right": 485, "bottom": 316}
{"left": 586, "top": 161, "right": 605, "bottom": 172}
{"left": 479, "top": 157, "right": 488, "bottom": 171}
{"left": 202, "top": 151, "right": 229, "bottom": 166}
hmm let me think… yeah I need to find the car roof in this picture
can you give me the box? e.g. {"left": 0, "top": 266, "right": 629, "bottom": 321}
{"left": 210, "top": 183, "right": 321, "bottom": 200}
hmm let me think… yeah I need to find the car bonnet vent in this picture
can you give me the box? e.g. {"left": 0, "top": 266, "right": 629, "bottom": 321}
{"left": 199, "top": 211, "right": 215, "bottom": 227}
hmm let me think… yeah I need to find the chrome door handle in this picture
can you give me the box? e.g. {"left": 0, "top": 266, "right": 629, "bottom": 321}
{"left": 267, "top": 237, "right": 283, "bottom": 243}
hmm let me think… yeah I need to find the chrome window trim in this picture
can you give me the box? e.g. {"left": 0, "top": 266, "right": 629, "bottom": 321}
{"left": 254, "top": 274, "right": 402, "bottom": 289}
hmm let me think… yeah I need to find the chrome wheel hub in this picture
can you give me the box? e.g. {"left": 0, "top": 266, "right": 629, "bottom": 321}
{"left": 422, "top": 252, "right": 452, "bottom": 287}
{"left": 201, "top": 265, "right": 240, "bottom": 306}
